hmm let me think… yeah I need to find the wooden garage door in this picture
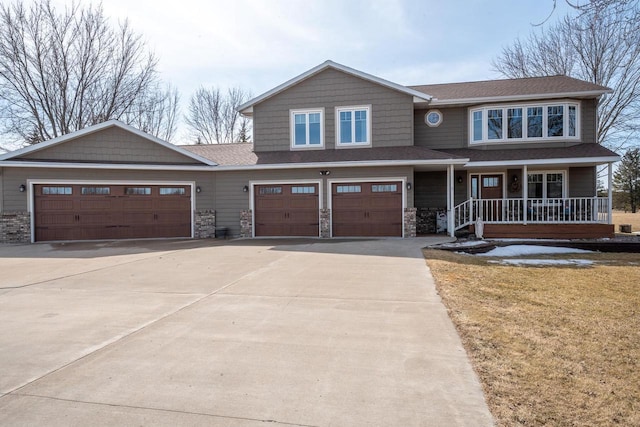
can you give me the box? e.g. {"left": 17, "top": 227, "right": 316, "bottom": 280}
{"left": 34, "top": 184, "right": 191, "bottom": 242}
{"left": 332, "top": 182, "right": 402, "bottom": 237}
{"left": 254, "top": 184, "right": 319, "bottom": 237}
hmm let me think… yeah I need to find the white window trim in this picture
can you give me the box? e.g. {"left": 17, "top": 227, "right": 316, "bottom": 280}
{"left": 526, "top": 170, "right": 567, "bottom": 199}
{"left": 335, "top": 105, "right": 372, "bottom": 148}
{"left": 467, "top": 172, "right": 507, "bottom": 199}
{"left": 425, "top": 109, "right": 443, "bottom": 127}
{"left": 290, "top": 108, "right": 325, "bottom": 150}
{"left": 469, "top": 101, "right": 581, "bottom": 145}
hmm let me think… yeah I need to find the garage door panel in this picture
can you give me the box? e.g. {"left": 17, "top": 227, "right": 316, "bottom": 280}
{"left": 34, "top": 184, "right": 192, "bottom": 242}
{"left": 331, "top": 181, "right": 402, "bottom": 237}
{"left": 254, "top": 183, "right": 319, "bottom": 237}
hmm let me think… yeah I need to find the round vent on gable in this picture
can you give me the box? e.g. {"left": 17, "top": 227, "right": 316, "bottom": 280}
{"left": 425, "top": 109, "right": 443, "bottom": 127}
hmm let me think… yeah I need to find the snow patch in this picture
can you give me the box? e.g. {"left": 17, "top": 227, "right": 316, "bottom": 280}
{"left": 478, "top": 245, "right": 592, "bottom": 257}
{"left": 489, "top": 259, "right": 594, "bottom": 267}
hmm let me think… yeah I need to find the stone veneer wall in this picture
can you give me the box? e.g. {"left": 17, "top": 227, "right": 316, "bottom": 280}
{"left": 240, "top": 209, "right": 252, "bottom": 238}
{"left": 0, "top": 211, "right": 31, "bottom": 244}
{"left": 416, "top": 207, "right": 442, "bottom": 235}
{"left": 320, "top": 209, "right": 330, "bottom": 238}
{"left": 194, "top": 210, "right": 216, "bottom": 239}
{"left": 404, "top": 207, "right": 417, "bottom": 238}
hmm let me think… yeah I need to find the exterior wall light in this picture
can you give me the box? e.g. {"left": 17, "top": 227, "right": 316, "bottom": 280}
{"left": 319, "top": 170, "right": 331, "bottom": 176}
{"left": 19, "top": 184, "right": 26, "bottom": 192}
{"left": 243, "top": 185, "right": 249, "bottom": 192}
{"left": 196, "top": 186, "right": 202, "bottom": 193}
{"left": 406, "top": 182, "right": 412, "bottom": 190}
{"left": 456, "top": 176, "right": 463, "bottom": 184}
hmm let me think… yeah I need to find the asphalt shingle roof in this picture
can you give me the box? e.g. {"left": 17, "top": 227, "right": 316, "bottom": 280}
{"left": 409, "top": 75, "right": 611, "bottom": 101}
{"left": 181, "top": 143, "right": 463, "bottom": 166}
{"left": 439, "top": 143, "right": 618, "bottom": 162}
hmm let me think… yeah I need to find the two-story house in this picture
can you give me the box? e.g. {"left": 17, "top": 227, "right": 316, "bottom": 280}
{"left": 0, "top": 60, "right": 619, "bottom": 243}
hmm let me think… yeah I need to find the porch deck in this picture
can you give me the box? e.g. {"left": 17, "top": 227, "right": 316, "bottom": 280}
{"left": 455, "top": 197, "right": 613, "bottom": 239}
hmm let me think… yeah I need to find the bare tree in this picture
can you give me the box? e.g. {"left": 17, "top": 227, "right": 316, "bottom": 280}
{"left": 0, "top": 0, "right": 175, "bottom": 145}
{"left": 493, "top": 1, "right": 640, "bottom": 152}
{"left": 123, "top": 84, "right": 180, "bottom": 142}
{"left": 185, "top": 86, "right": 252, "bottom": 144}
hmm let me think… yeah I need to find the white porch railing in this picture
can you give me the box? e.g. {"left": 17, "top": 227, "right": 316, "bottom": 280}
{"left": 454, "top": 197, "right": 610, "bottom": 230}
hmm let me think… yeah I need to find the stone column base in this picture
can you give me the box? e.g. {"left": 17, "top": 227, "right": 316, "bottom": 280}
{"left": 240, "top": 210, "right": 253, "bottom": 238}
{"left": 194, "top": 210, "right": 216, "bottom": 239}
{"left": 404, "top": 207, "right": 417, "bottom": 238}
{"left": 1, "top": 211, "right": 31, "bottom": 244}
{"left": 320, "top": 208, "right": 330, "bottom": 238}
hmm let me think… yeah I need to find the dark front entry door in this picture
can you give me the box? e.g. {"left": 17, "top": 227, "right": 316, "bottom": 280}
{"left": 480, "top": 175, "right": 503, "bottom": 221}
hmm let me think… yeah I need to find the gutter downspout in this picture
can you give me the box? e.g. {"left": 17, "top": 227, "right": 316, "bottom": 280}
{"left": 447, "top": 164, "right": 455, "bottom": 237}
{"left": 523, "top": 165, "right": 528, "bottom": 225}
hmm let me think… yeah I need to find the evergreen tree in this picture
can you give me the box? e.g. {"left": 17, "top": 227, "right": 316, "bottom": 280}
{"left": 613, "top": 148, "right": 640, "bottom": 212}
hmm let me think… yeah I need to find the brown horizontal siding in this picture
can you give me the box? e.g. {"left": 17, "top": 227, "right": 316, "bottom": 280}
{"left": 20, "top": 127, "right": 198, "bottom": 164}
{"left": 253, "top": 68, "right": 414, "bottom": 152}
{"left": 470, "top": 223, "right": 614, "bottom": 239}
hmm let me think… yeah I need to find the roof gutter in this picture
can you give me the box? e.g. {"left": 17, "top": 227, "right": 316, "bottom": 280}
{"left": 466, "top": 155, "right": 620, "bottom": 167}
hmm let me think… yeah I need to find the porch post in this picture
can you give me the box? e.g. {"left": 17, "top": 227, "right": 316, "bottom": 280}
{"left": 447, "top": 164, "right": 454, "bottom": 237}
{"left": 523, "top": 165, "right": 528, "bottom": 225}
{"left": 608, "top": 162, "right": 613, "bottom": 224}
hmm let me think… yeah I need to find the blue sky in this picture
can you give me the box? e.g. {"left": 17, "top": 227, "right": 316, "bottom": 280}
{"left": 45, "top": 0, "right": 577, "bottom": 142}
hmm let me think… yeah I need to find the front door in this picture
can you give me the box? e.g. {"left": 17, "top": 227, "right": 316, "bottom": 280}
{"left": 480, "top": 175, "right": 503, "bottom": 221}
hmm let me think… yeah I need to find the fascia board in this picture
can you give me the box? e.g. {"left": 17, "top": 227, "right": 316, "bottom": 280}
{"left": 238, "top": 60, "right": 432, "bottom": 114}
{"left": 466, "top": 156, "right": 620, "bottom": 167}
{"left": 427, "top": 90, "right": 611, "bottom": 107}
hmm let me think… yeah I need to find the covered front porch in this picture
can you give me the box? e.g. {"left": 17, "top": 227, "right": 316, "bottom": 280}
{"left": 413, "top": 146, "right": 619, "bottom": 239}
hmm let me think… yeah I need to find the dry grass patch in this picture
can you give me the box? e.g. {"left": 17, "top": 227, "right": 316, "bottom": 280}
{"left": 424, "top": 249, "right": 640, "bottom": 426}
{"left": 613, "top": 210, "right": 640, "bottom": 232}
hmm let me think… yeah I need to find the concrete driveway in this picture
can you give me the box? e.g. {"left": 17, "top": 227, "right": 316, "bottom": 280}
{"left": 0, "top": 238, "right": 493, "bottom": 426}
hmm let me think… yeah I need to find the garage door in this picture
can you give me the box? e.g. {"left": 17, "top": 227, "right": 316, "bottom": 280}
{"left": 34, "top": 184, "right": 191, "bottom": 242}
{"left": 332, "top": 181, "right": 402, "bottom": 237}
{"left": 254, "top": 184, "right": 319, "bottom": 237}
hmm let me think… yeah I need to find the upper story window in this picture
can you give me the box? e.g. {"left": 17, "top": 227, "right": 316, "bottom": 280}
{"left": 290, "top": 108, "right": 324, "bottom": 149}
{"left": 470, "top": 102, "right": 580, "bottom": 144}
{"left": 336, "top": 105, "right": 371, "bottom": 147}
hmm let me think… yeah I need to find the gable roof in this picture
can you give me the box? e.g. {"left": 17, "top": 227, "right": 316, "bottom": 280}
{"left": 238, "top": 60, "right": 432, "bottom": 115}
{"left": 0, "top": 120, "right": 217, "bottom": 166}
{"left": 409, "top": 75, "right": 611, "bottom": 106}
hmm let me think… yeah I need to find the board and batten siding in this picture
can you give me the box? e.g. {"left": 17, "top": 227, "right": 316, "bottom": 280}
{"left": 20, "top": 127, "right": 201, "bottom": 165}
{"left": 568, "top": 166, "right": 596, "bottom": 197}
{"left": 1, "top": 168, "right": 213, "bottom": 212}
{"left": 252, "top": 68, "right": 414, "bottom": 152}
{"left": 414, "top": 107, "right": 467, "bottom": 149}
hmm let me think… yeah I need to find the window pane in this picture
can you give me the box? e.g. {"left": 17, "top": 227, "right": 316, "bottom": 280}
{"left": 81, "top": 187, "right": 110, "bottom": 195}
{"left": 568, "top": 105, "right": 576, "bottom": 137}
{"left": 527, "top": 174, "right": 543, "bottom": 198}
{"left": 371, "top": 184, "right": 398, "bottom": 192}
{"left": 527, "top": 107, "right": 542, "bottom": 138}
{"left": 294, "top": 114, "right": 306, "bottom": 145}
{"left": 487, "top": 109, "right": 503, "bottom": 139}
{"left": 355, "top": 110, "right": 367, "bottom": 142}
{"left": 507, "top": 108, "right": 522, "bottom": 139}
{"left": 309, "top": 113, "right": 321, "bottom": 145}
{"left": 482, "top": 177, "right": 499, "bottom": 188}
{"left": 547, "top": 105, "right": 564, "bottom": 137}
{"left": 340, "top": 111, "right": 352, "bottom": 143}
{"left": 291, "top": 186, "right": 315, "bottom": 194}
{"left": 471, "top": 176, "right": 479, "bottom": 199}
{"left": 259, "top": 186, "right": 282, "bottom": 195}
{"left": 547, "top": 173, "right": 563, "bottom": 198}
{"left": 125, "top": 187, "right": 151, "bottom": 195}
{"left": 473, "top": 111, "right": 483, "bottom": 141}
{"left": 159, "top": 187, "right": 186, "bottom": 195}
{"left": 43, "top": 186, "right": 72, "bottom": 195}
{"left": 336, "top": 185, "right": 361, "bottom": 193}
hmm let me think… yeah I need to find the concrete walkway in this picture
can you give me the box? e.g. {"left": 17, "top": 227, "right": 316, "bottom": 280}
{"left": 0, "top": 238, "right": 493, "bottom": 426}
